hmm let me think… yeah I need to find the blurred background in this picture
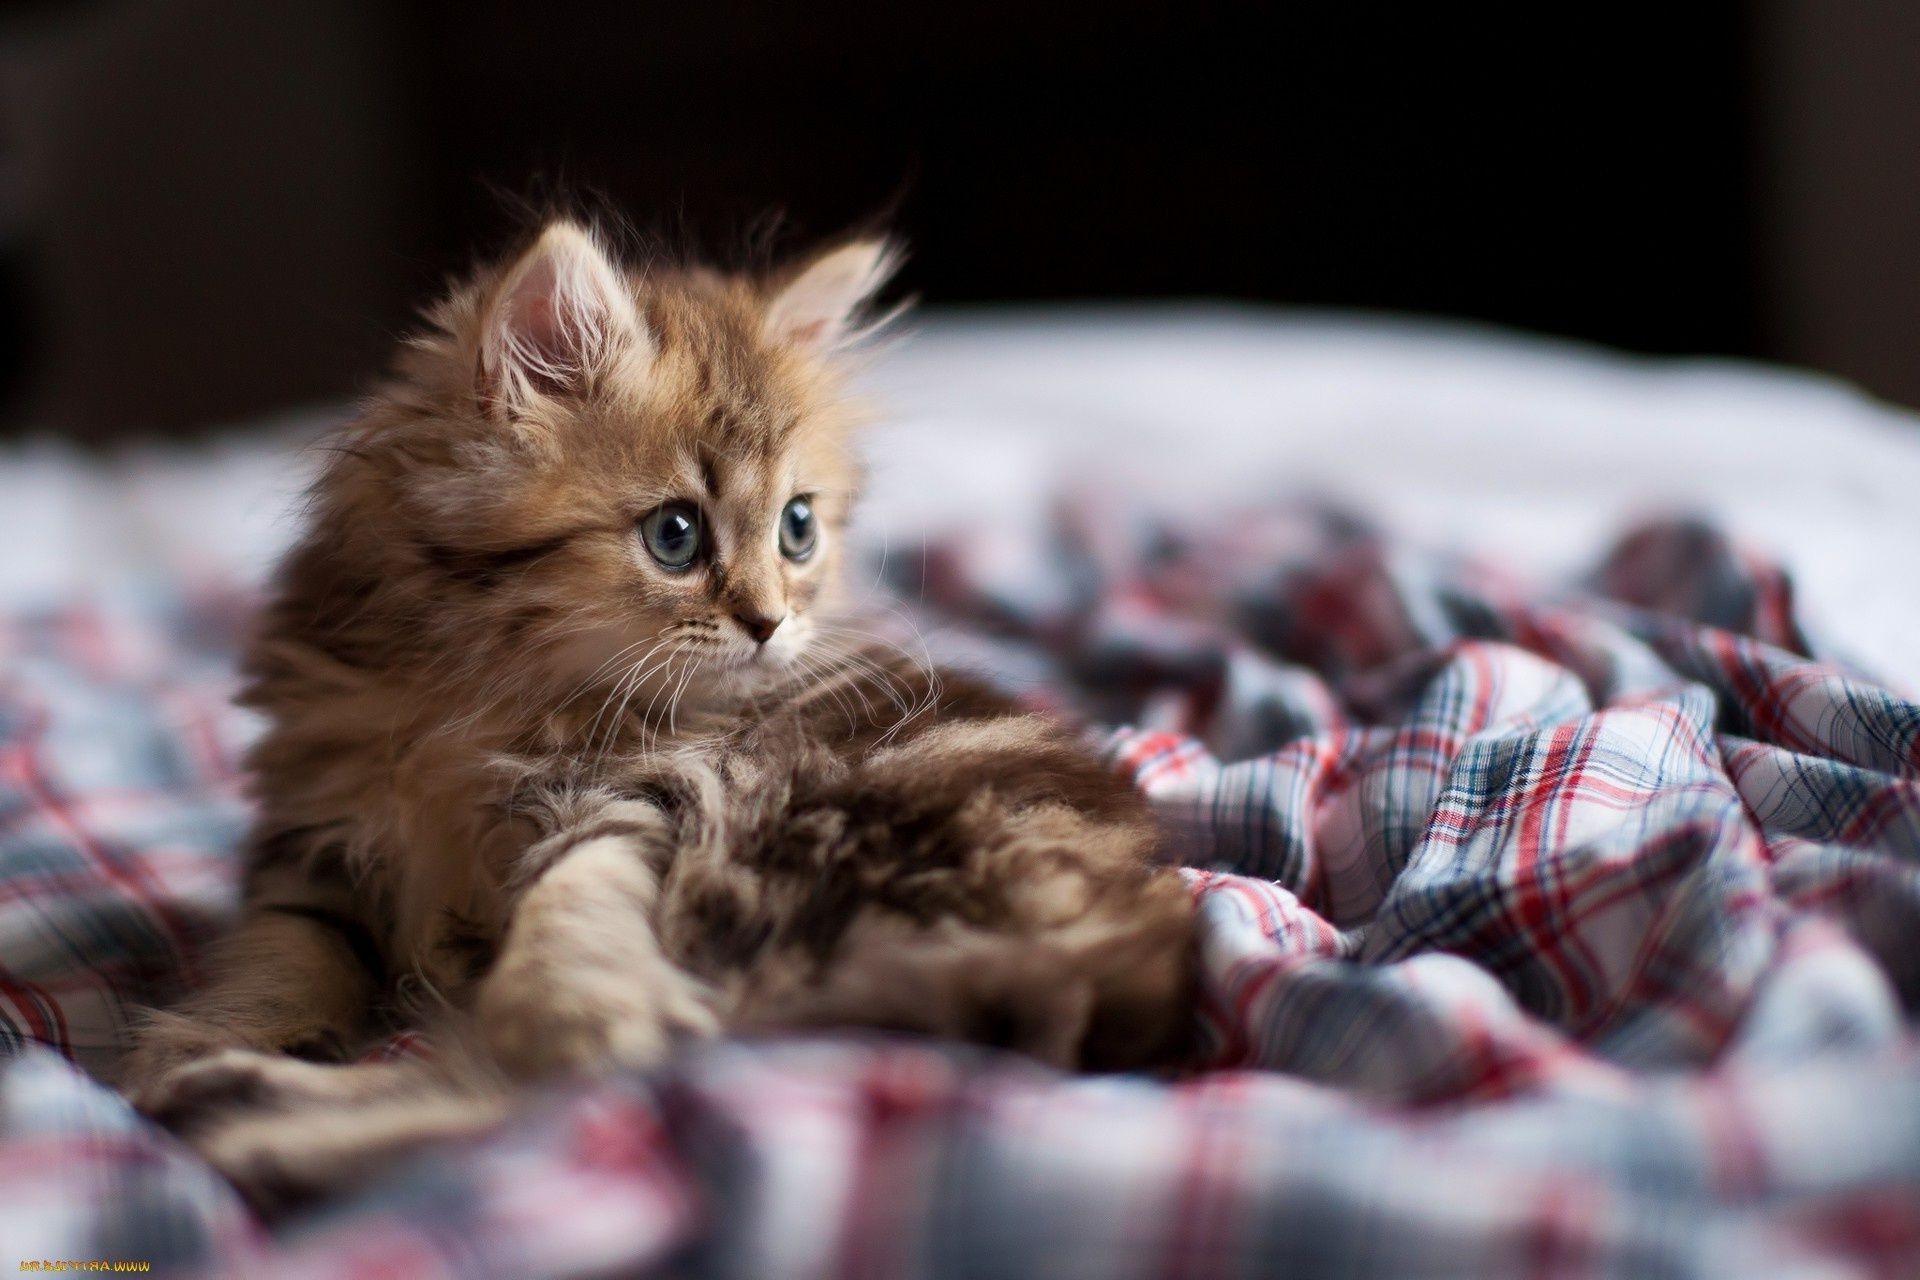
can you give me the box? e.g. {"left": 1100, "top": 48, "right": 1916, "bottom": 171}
{"left": 0, "top": 1, "right": 1915, "bottom": 439}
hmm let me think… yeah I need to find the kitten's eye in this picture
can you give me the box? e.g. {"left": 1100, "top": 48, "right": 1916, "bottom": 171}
{"left": 640, "top": 503, "right": 702, "bottom": 571}
{"left": 779, "top": 496, "right": 817, "bottom": 561}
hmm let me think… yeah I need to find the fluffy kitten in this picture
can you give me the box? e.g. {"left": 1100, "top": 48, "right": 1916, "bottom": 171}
{"left": 118, "top": 222, "right": 1195, "bottom": 1206}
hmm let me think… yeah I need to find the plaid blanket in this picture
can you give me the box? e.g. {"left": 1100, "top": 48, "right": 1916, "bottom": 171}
{"left": 2, "top": 507, "right": 1917, "bottom": 1277}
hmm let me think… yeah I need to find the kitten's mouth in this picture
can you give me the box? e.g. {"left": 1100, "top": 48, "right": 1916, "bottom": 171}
{"left": 744, "top": 646, "right": 793, "bottom": 674}
{"left": 731, "top": 642, "right": 805, "bottom": 693}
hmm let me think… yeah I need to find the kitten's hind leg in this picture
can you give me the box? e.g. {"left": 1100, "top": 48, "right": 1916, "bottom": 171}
{"left": 139, "top": 1048, "right": 422, "bottom": 1133}
{"left": 204, "top": 1092, "right": 508, "bottom": 1215}
{"left": 180, "top": 1057, "right": 510, "bottom": 1215}
{"left": 476, "top": 824, "right": 717, "bottom": 1081}
{"left": 120, "top": 881, "right": 385, "bottom": 1119}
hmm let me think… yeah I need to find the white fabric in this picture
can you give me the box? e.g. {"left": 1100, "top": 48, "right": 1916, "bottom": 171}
{"left": 5, "top": 306, "right": 1918, "bottom": 685}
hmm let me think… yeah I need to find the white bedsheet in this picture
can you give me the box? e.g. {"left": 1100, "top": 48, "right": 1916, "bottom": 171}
{"left": 5, "top": 306, "right": 1918, "bottom": 685}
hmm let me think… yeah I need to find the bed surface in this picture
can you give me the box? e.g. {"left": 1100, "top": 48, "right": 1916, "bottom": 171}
{"left": 3, "top": 309, "right": 1919, "bottom": 1276}
{"left": 5, "top": 306, "right": 1919, "bottom": 683}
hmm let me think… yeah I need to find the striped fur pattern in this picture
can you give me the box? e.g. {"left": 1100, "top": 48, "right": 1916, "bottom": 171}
{"left": 113, "top": 223, "right": 1194, "bottom": 1207}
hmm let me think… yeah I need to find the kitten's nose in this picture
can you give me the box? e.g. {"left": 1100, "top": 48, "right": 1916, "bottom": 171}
{"left": 734, "top": 611, "right": 784, "bottom": 645}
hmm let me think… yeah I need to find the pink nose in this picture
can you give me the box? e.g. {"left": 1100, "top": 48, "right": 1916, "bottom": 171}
{"left": 734, "top": 612, "right": 784, "bottom": 645}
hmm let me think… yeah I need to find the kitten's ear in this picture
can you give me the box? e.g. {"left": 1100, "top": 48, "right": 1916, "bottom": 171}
{"left": 764, "top": 239, "right": 901, "bottom": 351}
{"left": 479, "top": 222, "right": 648, "bottom": 418}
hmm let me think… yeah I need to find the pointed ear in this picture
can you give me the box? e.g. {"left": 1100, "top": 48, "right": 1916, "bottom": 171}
{"left": 478, "top": 222, "right": 647, "bottom": 417}
{"left": 764, "top": 239, "right": 901, "bottom": 351}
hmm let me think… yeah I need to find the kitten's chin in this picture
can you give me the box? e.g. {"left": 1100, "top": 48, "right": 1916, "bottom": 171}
{"left": 703, "top": 645, "right": 803, "bottom": 701}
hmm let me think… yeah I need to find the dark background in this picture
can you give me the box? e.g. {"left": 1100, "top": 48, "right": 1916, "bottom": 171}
{"left": 3, "top": 1, "right": 1917, "bottom": 438}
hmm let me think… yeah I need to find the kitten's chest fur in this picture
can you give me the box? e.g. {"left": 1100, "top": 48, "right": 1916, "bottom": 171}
{"left": 280, "top": 660, "right": 991, "bottom": 975}
{"left": 249, "top": 647, "right": 1192, "bottom": 1070}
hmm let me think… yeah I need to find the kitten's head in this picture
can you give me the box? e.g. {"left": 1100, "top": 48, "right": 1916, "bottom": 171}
{"left": 318, "top": 221, "right": 900, "bottom": 719}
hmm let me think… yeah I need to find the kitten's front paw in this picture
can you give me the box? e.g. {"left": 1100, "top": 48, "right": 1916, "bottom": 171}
{"left": 477, "top": 962, "right": 716, "bottom": 1081}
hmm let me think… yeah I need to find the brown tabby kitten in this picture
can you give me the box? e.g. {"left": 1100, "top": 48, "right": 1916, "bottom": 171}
{"left": 117, "top": 222, "right": 1194, "bottom": 1206}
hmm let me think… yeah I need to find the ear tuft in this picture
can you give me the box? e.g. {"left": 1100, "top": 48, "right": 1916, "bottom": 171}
{"left": 479, "top": 222, "right": 647, "bottom": 418}
{"left": 764, "top": 239, "right": 902, "bottom": 351}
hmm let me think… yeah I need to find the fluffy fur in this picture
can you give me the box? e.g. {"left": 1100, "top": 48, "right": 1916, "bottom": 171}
{"left": 117, "top": 222, "right": 1195, "bottom": 1210}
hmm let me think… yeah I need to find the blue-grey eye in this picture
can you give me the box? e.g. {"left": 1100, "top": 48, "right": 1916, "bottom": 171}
{"left": 640, "top": 503, "right": 702, "bottom": 570}
{"left": 779, "top": 496, "right": 817, "bottom": 561}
